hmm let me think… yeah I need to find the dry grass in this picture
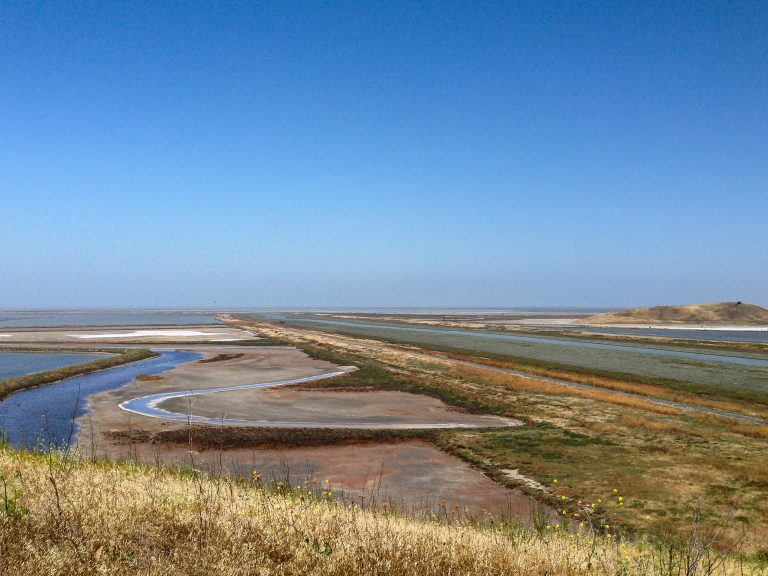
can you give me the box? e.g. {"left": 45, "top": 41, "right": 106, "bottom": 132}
{"left": 619, "top": 416, "right": 688, "bottom": 435}
{"left": 440, "top": 353, "right": 768, "bottom": 419}
{"left": 450, "top": 365, "right": 682, "bottom": 416}
{"left": 1, "top": 447, "right": 761, "bottom": 576}
{"left": 691, "top": 414, "right": 768, "bottom": 440}
{"left": 729, "top": 424, "right": 768, "bottom": 439}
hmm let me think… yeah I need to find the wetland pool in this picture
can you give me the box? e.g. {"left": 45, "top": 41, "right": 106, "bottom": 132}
{"left": 0, "top": 350, "right": 200, "bottom": 449}
{"left": 0, "top": 352, "right": 112, "bottom": 380}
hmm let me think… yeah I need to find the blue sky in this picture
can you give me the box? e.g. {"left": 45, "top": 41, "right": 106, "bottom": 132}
{"left": 1, "top": 1, "right": 766, "bottom": 308}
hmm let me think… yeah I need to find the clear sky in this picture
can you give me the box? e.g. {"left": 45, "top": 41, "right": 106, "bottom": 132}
{"left": 1, "top": 1, "right": 766, "bottom": 309}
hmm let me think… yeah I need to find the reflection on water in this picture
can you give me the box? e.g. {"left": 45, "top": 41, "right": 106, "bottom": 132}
{"left": 0, "top": 350, "right": 200, "bottom": 449}
{"left": 0, "top": 352, "right": 111, "bottom": 380}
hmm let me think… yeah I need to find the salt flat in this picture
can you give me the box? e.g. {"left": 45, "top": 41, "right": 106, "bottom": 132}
{"left": 0, "top": 325, "right": 253, "bottom": 343}
{"left": 72, "top": 329, "right": 223, "bottom": 339}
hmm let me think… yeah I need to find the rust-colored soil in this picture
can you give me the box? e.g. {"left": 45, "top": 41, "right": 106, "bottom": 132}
{"left": 101, "top": 439, "right": 542, "bottom": 520}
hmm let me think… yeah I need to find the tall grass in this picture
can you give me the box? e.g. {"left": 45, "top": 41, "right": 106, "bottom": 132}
{"left": 0, "top": 446, "right": 763, "bottom": 575}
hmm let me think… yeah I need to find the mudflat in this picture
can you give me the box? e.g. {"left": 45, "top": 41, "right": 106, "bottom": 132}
{"left": 157, "top": 388, "right": 517, "bottom": 428}
{"left": 90, "top": 438, "right": 542, "bottom": 520}
{"left": 78, "top": 346, "right": 339, "bottom": 444}
{"left": 80, "top": 345, "right": 518, "bottom": 444}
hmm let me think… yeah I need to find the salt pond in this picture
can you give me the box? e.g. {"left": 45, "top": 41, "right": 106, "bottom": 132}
{"left": 0, "top": 352, "right": 111, "bottom": 380}
{"left": 0, "top": 350, "right": 200, "bottom": 449}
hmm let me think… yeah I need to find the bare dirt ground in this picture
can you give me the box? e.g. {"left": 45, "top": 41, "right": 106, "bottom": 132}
{"left": 79, "top": 346, "right": 342, "bottom": 444}
{"left": 80, "top": 345, "right": 516, "bottom": 434}
{"left": 92, "top": 438, "right": 541, "bottom": 521}
{"left": 157, "top": 388, "right": 517, "bottom": 428}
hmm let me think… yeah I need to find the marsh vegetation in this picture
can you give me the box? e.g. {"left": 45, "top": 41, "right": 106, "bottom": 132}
{"left": 230, "top": 318, "right": 768, "bottom": 556}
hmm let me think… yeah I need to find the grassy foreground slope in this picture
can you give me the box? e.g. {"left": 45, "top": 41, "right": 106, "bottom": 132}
{"left": 583, "top": 302, "right": 768, "bottom": 325}
{"left": 0, "top": 447, "right": 762, "bottom": 576}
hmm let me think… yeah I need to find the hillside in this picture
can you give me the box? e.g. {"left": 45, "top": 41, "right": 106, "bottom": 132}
{"left": 582, "top": 302, "right": 768, "bottom": 325}
{"left": 1, "top": 446, "right": 756, "bottom": 576}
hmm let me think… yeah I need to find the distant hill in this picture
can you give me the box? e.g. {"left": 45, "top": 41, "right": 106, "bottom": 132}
{"left": 581, "top": 302, "right": 768, "bottom": 325}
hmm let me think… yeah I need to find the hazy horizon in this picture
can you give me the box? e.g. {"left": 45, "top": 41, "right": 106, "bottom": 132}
{"left": 2, "top": 2, "right": 766, "bottom": 309}
{"left": 2, "top": 302, "right": 766, "bottom": 314}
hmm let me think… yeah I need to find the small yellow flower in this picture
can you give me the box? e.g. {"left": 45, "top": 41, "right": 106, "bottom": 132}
{"left": 612, "top": 488, "right": 618, "bottom": 493}
{"left": 561, "top": 496, "right": 566, "bottom": 500}
{"left": 553, "top": 479, "right": 558, "bottom": 484}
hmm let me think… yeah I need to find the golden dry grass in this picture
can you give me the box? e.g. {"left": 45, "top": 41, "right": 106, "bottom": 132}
{"left": 449, "top": 365, "right": 682, "bottom": 416}
{"left": 619, "top": 416, "right": 688, "bottom": 435}
{"left": 690, "top": 414, "right": 768, "bottom": 439}
{"left": 1, "top": 448, "right": 762, "bottom": 576}
{"left": 440, "top": 353, "right": 768, "bottom": 420}
{"left": 729, "top": 424, "right": 768, "bottom": 439}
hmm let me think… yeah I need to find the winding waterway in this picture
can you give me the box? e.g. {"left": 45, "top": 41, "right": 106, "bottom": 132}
{"left": 0, "top": 350, "right": 200, "bottom": 449}
{"left": 118, "top": 370, "right": 518, "bottom": 429}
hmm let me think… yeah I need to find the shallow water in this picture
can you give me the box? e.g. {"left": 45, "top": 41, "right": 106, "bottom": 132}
{"left": 287, "top": 316, "right": 768, "bottom": 368}
{"left": 0, "top": 311, "right": 220, "bottom": 328}
{"left": 272, "top": 315, "right": 768, "bottom": 396}
{"left": 0, "top": 352, "right": 111, "bottom": 380}
{"left": 573, "top": 326, "right": 768, "bottom": 343}
{"left": 0, "top": 350, "right": 200, "bottom": 449}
